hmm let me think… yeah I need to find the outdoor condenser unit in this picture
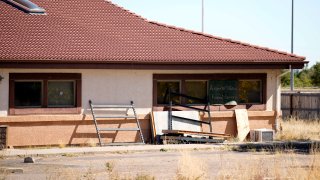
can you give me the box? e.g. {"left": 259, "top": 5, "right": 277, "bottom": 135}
{"left": 250, "top": 129, "right": 274, "bottom": 142}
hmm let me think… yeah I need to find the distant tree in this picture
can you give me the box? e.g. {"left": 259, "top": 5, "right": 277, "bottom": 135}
{"left": 281, "top": 63, "right": 320, "bottom": 88}
{"left": 295, "top": 68, "right": 312, "bottom": 87}
{"left": 311, "top": 62, "right": 320, "bottom": 87}
{"left": 281, "top": 70, "right": 291, "bottom": 87}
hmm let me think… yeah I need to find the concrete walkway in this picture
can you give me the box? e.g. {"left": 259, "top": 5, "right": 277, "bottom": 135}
{"left": 0, "top": 144, "right": 223, "bottom": 157}
{"left": 2, "top": 141, "right": 318, "bottom": 157}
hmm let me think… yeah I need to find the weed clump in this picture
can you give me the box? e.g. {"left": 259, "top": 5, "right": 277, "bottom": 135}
{"left": 176, "top": 151, "right": 208, "bottom": 180}
{"left": 277, "top": 118, "right": 320, "bottom": 141}
{"left": 217, "top": 149, "right": 320, "bottom": 179}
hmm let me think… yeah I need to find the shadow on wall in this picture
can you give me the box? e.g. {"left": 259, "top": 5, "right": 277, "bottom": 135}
{"left": 3, "top": 114, "right": 150, "bottom": 147}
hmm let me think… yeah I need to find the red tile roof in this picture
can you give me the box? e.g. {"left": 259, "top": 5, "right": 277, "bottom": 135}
{"left": 0, "top": 0, "right": 306, "bottom": 66}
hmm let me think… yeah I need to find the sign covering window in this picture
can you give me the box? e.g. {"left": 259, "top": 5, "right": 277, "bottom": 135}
{"left": 209, "top": 80, "right": 238, "bottom": 104}
{"left": 209, "top": 80, "right": 261, "bottom": 104}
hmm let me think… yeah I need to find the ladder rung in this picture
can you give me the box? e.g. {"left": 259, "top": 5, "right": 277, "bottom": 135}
{"left": 89, "top": 100, "right": 145, "bottom": 145}
{"left": 98, "top": 128, "right": 140, "bottom": 131}
{"left": 95, "top": 115, "right": 136, "bottom": 119}
{"left": 92, "top": 105, "right": 133, "bottom": 108}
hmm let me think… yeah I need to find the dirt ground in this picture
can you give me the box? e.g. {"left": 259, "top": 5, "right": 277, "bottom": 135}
{"left": 0, "top": 148, "right": 316, "bottom": 180}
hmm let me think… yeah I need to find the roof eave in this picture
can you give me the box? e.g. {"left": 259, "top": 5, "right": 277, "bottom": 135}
{"left": 0, "top": 61, "right": 307, "bottom": 69}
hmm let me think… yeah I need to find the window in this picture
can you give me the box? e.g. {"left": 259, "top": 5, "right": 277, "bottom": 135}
{"left": 14, "top": 81, "right": 42, "bottom": 107}
{"left": 185, "top": 81, "right": 207, "bottom": 104}
{"left": 48, "top": 81, "right": 75, "bottom": 107}
{"left": 9, "top": 73, "right": 81, "bottom": 115}
{"left": 157, "top": 81, "right": 180, "bottom": 104}
{"left": 238, "top": 80, "right": 262, "bottom": 104}
{"left": 153, "top": 74, "right": 266, "bottom": 108}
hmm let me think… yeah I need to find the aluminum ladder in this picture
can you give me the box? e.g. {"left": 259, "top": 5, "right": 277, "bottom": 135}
{"left": 89, "top": 100, "right": 145, "bottom": 146}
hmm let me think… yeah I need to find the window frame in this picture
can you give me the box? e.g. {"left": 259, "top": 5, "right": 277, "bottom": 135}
{"left": 9, "top": 73, "right": 82, "bottom": 115}
{"left": 153, "top": 73, "right": 267, "bottom": 110}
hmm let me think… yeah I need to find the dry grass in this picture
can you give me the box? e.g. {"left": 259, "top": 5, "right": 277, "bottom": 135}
{"left": 175, "top": 144, "right": 320, "bottom": 180}
{"left": 85, "top": 138, "right": 97, "bottom": 147}
{"left": 176, "top": 151, "right": 208, "bottom": 180}
{"left": 46, "top": 167, "right": 82, "bottom": 180}
{"left": 0, "top": 151, "right": 4, "bottom": 159}
{"left": 217, "top": 151, "right": 320, "bottom": 180}
{"left": 277, "top": 118, "right": 320, "bottom": 141}
{"left": 58, "top": 140, "right": 66, "bottom": 148}
{"left": 105, "top": 160, "right": 155, "bottom": 180}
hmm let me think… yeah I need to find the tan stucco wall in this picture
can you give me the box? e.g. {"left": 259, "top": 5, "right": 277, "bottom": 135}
{"left": 202, "top": 111, "right": 276, "bottom": 136}
{"left": 0, "top": 68, "right": 281, "bottom": 116}
{"left": 0, "top": 114, "right": 151, "bottom": 146}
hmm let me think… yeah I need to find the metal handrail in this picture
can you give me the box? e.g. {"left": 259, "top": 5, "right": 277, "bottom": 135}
{"left": 166, "top": 89, "right": 212, "bottom": 132}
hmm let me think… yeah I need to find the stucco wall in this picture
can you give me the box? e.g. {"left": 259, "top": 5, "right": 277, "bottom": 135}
{"left": 0, "top": 68, "right": 281, "bottom": 146}
{"left": 0, "top": 68, "right": 281, "bottom": 116}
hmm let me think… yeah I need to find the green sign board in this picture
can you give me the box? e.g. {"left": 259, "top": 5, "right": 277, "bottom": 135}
{"left": 209, "top": 80, "right": 238, "bottom": 104}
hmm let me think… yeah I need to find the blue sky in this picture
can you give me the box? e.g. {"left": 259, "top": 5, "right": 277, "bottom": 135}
{"left": 112, "top": 0, "right": 320, "bottom": 67}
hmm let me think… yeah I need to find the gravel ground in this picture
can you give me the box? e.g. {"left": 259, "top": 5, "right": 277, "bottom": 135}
{"left": 0, "top": 148, "right": 316, "bottom": 180}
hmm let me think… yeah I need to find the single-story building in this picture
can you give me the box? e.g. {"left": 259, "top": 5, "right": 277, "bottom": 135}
{"left": 0, "top": 0, "right": 306, "bottom": 147}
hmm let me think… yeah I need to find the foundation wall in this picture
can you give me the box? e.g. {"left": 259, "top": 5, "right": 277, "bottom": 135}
{"left": 0, "top": 115, "right": 151, "bottom": 147}
{"left": 202, "top": 111, "right": 276, "bottom": 136}
{"left": 1, "top": 111, "right": 275, "bottom": 147}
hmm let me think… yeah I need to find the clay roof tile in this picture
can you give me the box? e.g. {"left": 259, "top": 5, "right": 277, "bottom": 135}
{"left": 0, "top": 0, "right": 306, "bottom": 65}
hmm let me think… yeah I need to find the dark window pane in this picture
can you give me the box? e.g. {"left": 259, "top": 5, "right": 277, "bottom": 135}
{"left": 239, "top": 80, "right": 261, "bottom": 103}
{"left": 14, "top": 81, "right": 42, "bottom": 107}
{"left": 157, "top": 81, "right": 180, "bottom": 104}
{"left": 48, "top": 81, "right": 75, "bottom": 107}
{"left": 185, "top": 81, "right": 207, "bottom": 104}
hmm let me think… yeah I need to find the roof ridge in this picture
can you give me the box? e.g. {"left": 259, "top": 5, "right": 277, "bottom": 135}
{"left": 108, "top": 0, "right": 305, "bottom": 60}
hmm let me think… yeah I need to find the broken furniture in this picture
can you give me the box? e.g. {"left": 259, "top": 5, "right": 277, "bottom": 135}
{"left": 159, "top": 90, "right": 230, "bottom": 144}
{"left": 161, "top": 130, "right": 230, "bottom": 144}
{"left": 89, "top": 100, "right": 145, "bottom": 146}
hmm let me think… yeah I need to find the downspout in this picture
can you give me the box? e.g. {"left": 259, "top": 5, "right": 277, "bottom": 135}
{"left": 275, "top": 65, "right": 291, "bottom": 132}
{"left": 275, "top": 71, "right": 280, "bottom": 132}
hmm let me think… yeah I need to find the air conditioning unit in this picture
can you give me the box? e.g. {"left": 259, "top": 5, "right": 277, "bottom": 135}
{"left": 250, "top": 129, "right": 274, "bottom": 142}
